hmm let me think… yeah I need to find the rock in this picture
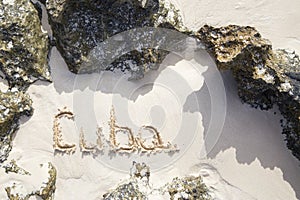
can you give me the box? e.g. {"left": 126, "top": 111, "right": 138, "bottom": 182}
{"left": 3, "top": 159, "right": 31, "bottom": 175}
{"left": 103, "top": 182, "right": 147, "bottom": 200}
{"left": 0, "top": 0, "right": 51, "bottom": 91}
{"left": 166, "top": 176, "right": 211, "bottom": 200}
{"left": 272, "top": 49, "right": 300, "bottom": 161}
{"left": 44, "top": 0, "right": 188, "bottom": 79}
{"left": 35, "top": 162, "right": 57, "bottom": 200}
{"left": 103, "top": 162, "right": 150, "bottom": 200}
{"left": 103, "top": 162, "right": 210, "bottom": 200}
{"left": 5, "top": 162, "right": 57, "bottom": 200}
{"left": 0, "top": 90, "right": 33, "bottom": 163}
{"left": 198, "top": 25, "right": 300, "bottom": 160}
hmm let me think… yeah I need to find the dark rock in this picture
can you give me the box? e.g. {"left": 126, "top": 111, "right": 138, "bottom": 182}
{"left": 0, "top": 0, "right": 51, "bottom": 91}
{"left": 198, "top": 25, "right": 300, "bottom": 160}
{"left": 0, "top": 90, "right": 33, "bottom": 163}
{"left": 44, "top": 0, "right": 188, "bottom": 78}
{"left": 273, "top": 49, "right": 300, "bottom": 161}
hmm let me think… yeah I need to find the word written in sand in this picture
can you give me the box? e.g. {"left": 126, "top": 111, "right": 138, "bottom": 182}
{"left": 53, "top": 106, "right": 179, "bottom": 155}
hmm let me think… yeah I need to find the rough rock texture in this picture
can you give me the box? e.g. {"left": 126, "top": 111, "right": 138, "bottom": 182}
{"left": 198, "top": 25, "right": 300, "bottom": 160}
{"left": 103, "top": 182, "right": 147, "bottom": 200}
{"left": 5, "top": 162, "right": 57, "bottom": 200}
{"left": 0, "top": 90, "right": 33, "bottom": 163}
{"left": 103, "top": 176, "right": 211, "bottom": 200}
{"left": 35, "top": 162, "right": 57, "bottom": 200}
{"left": 272, "top": 49, "right": 300, "bottom": 161}
{"left": 3, "top": 159, "right": 31, "bottom": 175}
{"left": 0, "top": 0, "right": 51, "bottom": 90}
{"left": 166, "top": 176, "right": 211, "bottom": 200}
{"left": 44, "top": 0, "right": 188, "bottom": 78}
{"left": 103, "top": 162, "right": 210, "bottom": 199}
{"left": 103, "top": 162, "right": 150, "bottom": 200}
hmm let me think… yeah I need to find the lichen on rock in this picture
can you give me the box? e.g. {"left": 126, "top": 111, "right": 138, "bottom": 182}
{"left": 0, "top": 0, "right": 51, "bottom": 90}
{"left": 44, "top": 0, "right": 187, "bottom": 78}
{"left": 198, "top": 25, "right": 300, "bottom": 160}
{"left": 0, "top": 90, "right": 33, "bottom": 163}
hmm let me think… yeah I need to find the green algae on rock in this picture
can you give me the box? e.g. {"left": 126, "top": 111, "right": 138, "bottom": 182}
{"left": 0, "top": 90, "right": 33, "bottom": 163}
{"left": 0, "top": 0, "right": 51, "bottom": 90}
{"left": 44, "top": 0, "right": 188, "bottom": 78}
{"left": 198, "top": 25, "right": 300, "bottom": 161}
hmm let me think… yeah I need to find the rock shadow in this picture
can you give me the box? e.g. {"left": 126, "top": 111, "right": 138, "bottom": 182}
{"left": 184, "top": 70, "right": 300, "bottom": 199}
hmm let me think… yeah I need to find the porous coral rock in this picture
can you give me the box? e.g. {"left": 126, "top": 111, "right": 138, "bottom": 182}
{"left": 271, "top": 49, "right": 300, "bottom": 160}
{"left": 35, "top": 162, "right": 57, "bottom": 200}
{"left": 0, "top": 0, "right": 51, "bottom": 90}
{"left": 103, "top": 162, "right": 210, "bottom": 200}
{"left": 197, "top": 25, "right": 275, "bottom": 109}
{"left": 3, "top": 159, "right": 31, "bottom": 175}
{"left": 0, "top": 90, "right": 33, "bottom": 163}
{"left": 198, "top": 25, "right": 300, "bottom": 160}
{"left": 5, "top": 162, "right": 57, "bottom": 200}
{"left": 166, "top": 176, "right": 211, "bottom": 200}
{"left": 44, "top": 0, "right": 188, "bottom": 78}
{"left": 103, "top": 182, "right": 147, "bottom": 200}
{"left": 103, "top": 162, "right": 149, "bottom": 199}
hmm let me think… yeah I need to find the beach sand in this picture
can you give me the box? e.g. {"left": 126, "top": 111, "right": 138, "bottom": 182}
{"left": 0, "top": 0, "right": 300, "bottom": 199}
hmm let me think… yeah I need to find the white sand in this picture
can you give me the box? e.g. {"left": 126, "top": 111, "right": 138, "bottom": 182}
{"left": 0, "top": 0, "right": 300, "bottom": 199}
